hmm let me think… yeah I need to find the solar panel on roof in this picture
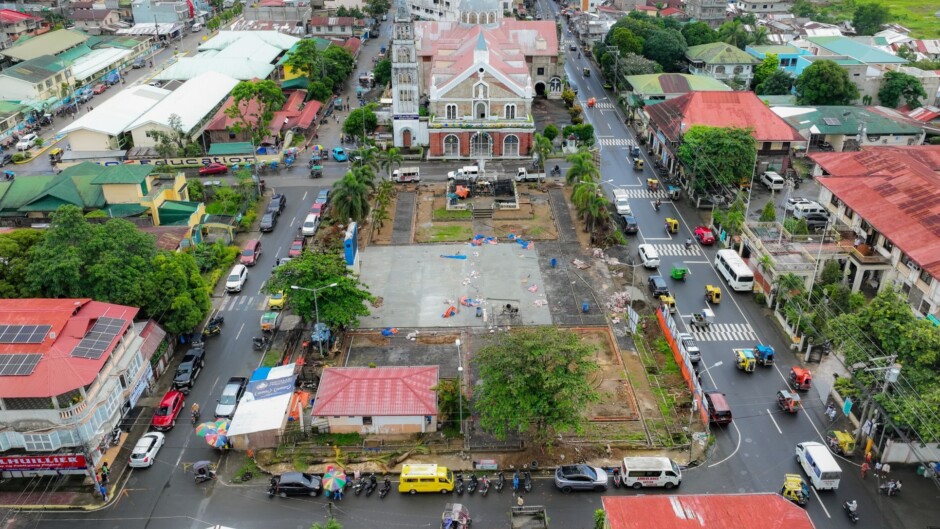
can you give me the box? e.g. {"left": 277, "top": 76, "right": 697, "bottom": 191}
{"left": 70, "top": 317, "right": 126, "bottom": 360}
{"left": 0, "top": 325, "right": 51, "bottom": 344}
{"left": 0, "top": 353, "right": 42, "bottom": 376}
{"left": 823, "top": 117, "right": 841, "bottom": 126}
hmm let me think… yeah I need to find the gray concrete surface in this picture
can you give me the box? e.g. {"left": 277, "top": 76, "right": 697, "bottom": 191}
{"left": 359, "top": 243, "right": 552, "bottom": 328}
{"left": 390, "top": 191, "right": 415, "bottom": 244}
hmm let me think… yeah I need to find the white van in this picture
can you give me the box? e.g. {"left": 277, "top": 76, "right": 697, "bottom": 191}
{"left": 301, "top": 213, "right": 320, "bottom": 236}
{"left": 391, "top": 167, "right": 420, "bottom": 183}
{"left": 638, "top": 244, "right": 660, "bottom": 268}
{"left": 795, "top": 441, "right": 842, "bottom": 490}
{"left": 760, "top": 171, "right": 785, "bottom": 191}
{"left": 621, "top": 457, "right": 682, "bottom": 489}
{"left": 612, "top": 189, "right": 632, "bottom": 215}
{"left": 447, "top": 165, "right": 480, "bottom": 180}
{"left": 792, "top": 202, "right": 828, "bottom": 220}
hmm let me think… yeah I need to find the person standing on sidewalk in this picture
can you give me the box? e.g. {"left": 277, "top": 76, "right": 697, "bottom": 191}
{"left": 881, "top": 462, "right": 891, "bottom": 479}
{"left": 865, "top": 451, "right": 872, "bottom": 465}
{"left": 861, "top": 462, "right": 870, "bottom": 479}
{"left": 98, "top": 483, "right": 108, "bottom": 501}
{"left": 875, "top": 461, "right": 882, "bottom": 477}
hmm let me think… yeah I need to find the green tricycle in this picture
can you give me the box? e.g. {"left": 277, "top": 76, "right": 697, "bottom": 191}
{"left": 670, "top": 262, "right": 690, "bottom": 280}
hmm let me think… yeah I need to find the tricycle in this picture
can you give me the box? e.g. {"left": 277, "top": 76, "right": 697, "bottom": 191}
{"left": 670, "top": 263, "right": 689, "bottom": 281}
{"left": 690, "top": 308, "right": 713, "bottom": 330}
{"left": 587, "top": 97, "right": 596, "bottom": 108}
{"left": 826, "top": 430, "right": 856, "bottom": 456}
{"left": 781, "top": 474, "right": 809, "bottom": 506}
{"left": 647, "top": 178, "right": 659, "bottom": 192}
{"left": 260, "top": 311, "right": 282, "bottom": 334}
{"left": 310, "top": 165, "right": 323, "bottom": 179}
{"left": 755, "top": 344, "right": 775, "bottom": 366}
{"left": 659, "top": 294, "right": 676, "bottom": 314}
{"left": 705, "top": 284, "right": 721, "bottom": 304}
{"left": 442, "top": 503, "right": 471, "bottom": 529}
{"left": 734, "top": 349, "right": 756, "bottom": 373}
{"left": 633, "top": 157, "right": 644, "bottom": 171}
{"left": 777, "top": 389, "right": 801, "bottom": 413}
{"left": 665, "top": 217, "right": 678, "bottom": 234}
{"left": 789, "top": 366, "right": 812, "bottom": 391}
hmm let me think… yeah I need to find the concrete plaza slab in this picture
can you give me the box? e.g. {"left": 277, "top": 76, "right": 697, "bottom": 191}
{"left": 359, "top": 243, "right": 552, "bottom": 328}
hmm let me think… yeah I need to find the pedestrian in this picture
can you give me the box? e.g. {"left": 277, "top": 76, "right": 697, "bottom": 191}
{"left": 334, "top": 487, "right": 343, "bottom": 501}
{"left": 100, "top": 471, "right": 108, "bottom": 485}
{"left": 516, "top": 495, "right": 524, "bottom": 507}
{"left": 98, "top": 483, "right": 108, "bottom": 501}
{"left": 865, "top": 451, "right": 872, "bottom": 465}
{"left": 875, "top": 461, "right": 882, "bottom": 477}
{"left": 861, "top": 462, "right": 869, "bottom": 479}
{"left": 101, "top": 462, "right": 110, "bottom": 477}
{"left": 881, "top": 462, "right": 891, "bottom": 479}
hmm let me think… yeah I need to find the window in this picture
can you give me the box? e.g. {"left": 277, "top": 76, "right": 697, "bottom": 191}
{"left": 363, "top": 416, "right": 373, "bottom": 425}
{"left": 446, "top": 104, "right": 457, "bottom": 120}
{"left": 24, "top": 432, "right": 59, "bottom": 451}
{"left": 919, "top": 268, "right": 932, "bottom": 284}
{"left": 475, "top": 101, "right": 487, "bottom": 119}
{"left": 503, "top": 134, "right": 519, "bottom": 156}
{"left": 504, "top": 104, "right": 516, "bottom": 119}
{"left": 443, "top": 134, "right": 459, "bottom": 157}
{"left": 881, "top": 237, "right": 893, "bottom": 253}
{"left": 470, "top": 132, "right": 493, "bottom": 157}
{"left": 715, "top": 65, "right": 726, "bottom": 75}
{"left": 229, "top": 132, "right": 236, "bottom": 139}
{"left": 400, "top": 89, "right": 413, "bottom": 102}
{"left": 537, "top": 67, "right": 545, "bottom": 76}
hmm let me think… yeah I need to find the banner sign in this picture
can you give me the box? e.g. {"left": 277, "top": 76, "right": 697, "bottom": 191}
{"left": 0, "top": 454, "right": 88, "bottom": 471}
{"left": 247, "top": 376, "right": 296, "bottom": 400}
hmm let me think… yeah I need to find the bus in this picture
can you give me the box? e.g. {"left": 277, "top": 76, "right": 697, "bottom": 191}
{"left": 714, "top": 249, "right": 754, "bottom": 292}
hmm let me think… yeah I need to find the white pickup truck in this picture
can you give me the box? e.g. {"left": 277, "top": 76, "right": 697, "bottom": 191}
{"left": 515, "top": 168, "right": 545, "bottom": 182}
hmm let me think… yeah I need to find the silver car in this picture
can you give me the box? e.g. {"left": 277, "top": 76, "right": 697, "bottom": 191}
{"left": 554, "top": 464, "right": 609, "bottom": 492}
{"left": 215, "top": 376, "right": 247, "bottom": 418}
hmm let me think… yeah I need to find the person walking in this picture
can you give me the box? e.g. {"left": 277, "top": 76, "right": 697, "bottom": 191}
{"left": 861, "top": 462, "right": 870, "bottom": 479}
{"left": 98, "top": 483, "right": 108, "bottom": 501}
{"left": 101, "top": 462, "right": 110, "bottom": 478}
{"left": 875, "top": 461, "right": 882, "bottom": 477}
{"left": 881, "top": 462, "right": 891, "bottom": 479}
{"left": 516, "top": 495, "right": 524, "bottom": 507}
{"left": 865, "top": 451, "right": 872, "bottom": 465}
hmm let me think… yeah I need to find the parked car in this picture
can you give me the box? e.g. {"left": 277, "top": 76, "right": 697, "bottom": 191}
{"left": 619, "top": 215, "right": 638, "bottom": 235}
{"left": 147, "top": 80, "right": 163, "bottom": 88}
{"left": 804, "top": 214, "right": 830, "bottom": 232}
{"left": 309, "top": 203, "right": 324, "bottom": 216}
{"left": 240, "top": 239, "right": 262, "bottom": 265}
{"left": 648, "top": 276, "right": 669, "bottom": 297}
{"left": 128, "top": 432, "right": 165, "bottom": 468}
{"left": 0, "top": 154, "right": 12, "bottom": 167}
{"left": 315, "top": 189, "right": 331, "bottom": 205}
{"left": 268, "top": 193, "right": 287, "bottom": 215}
{"left": 191, "top": 22, "right": 203, "bottom": 31}
{"left": 15, "top": 133, "right": 38, "bottom": 151}
{"left": 259, "top": 212, "right": 277, "bottom": 232}
{"left": 132, "top": 58, "right": 146, "bottom": 69}
{"left": 225, "top": 264, "right": 248, "bottom": 293}
{"left": 569, "top": 43, "right": 577, "bottom": 51}
{"left": 151, "top": 390, "right": 184, "bottom": 431}
{"left": 214, "top": 376, "right": 248, "bottom": 418}
{"left": 784, "top": 197, "right": 813, "bottom": 213}
{"left": 288, "top": 237, "right": 306, "bottom": 257}
{"left": 694, "top": 226, "right": 715, "bottom": 245}
{"left": 269, "top": 472, "right": 322, "bottom": 497}
{"left": 268, "top": 291, "right": 287, "bottom": 310}
{"left": 331, "top": 147, "right": 347, "bottom": 162}
{"left": 677, "top": 333, "right": 701, "bottom": 364}
{"left": 172, "top": 348, "right": 206, "bottom": 391}
{"left": 199, "top": 163, "right": 228, "bottom": 176}
{"left": 92, "top": 84, "right": 108, "bottom": 95}
{"left": 554, "top": 464, "right": 609, "bottom": 493}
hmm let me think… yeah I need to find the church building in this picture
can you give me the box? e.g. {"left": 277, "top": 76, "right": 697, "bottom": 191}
{"left": 390, "top": 0, "right": 563, "bottom": 159}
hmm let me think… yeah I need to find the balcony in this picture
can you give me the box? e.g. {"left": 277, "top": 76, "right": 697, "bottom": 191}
{"left": 849, "top": 244, "right": 890, "bottom": 266}
{"left": 429, "top": 115, "right": 534, "bottom": 130}
{"left": 58, "top": 399, "right": 88, "bottom": 420}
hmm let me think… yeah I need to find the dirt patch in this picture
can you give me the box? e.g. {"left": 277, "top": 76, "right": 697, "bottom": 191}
{"left": 570, "top": 328, "right": 640, "bottom": 422}
{"left": 368, "top": 194, "right": 398, "bottom": 245}
{"left": 416, "top": 333, "right": 461, "bottom": 345}
{"left": 348, "top": 334, "right": 391, "bottom": 347}
{"left": 562, "top": 185, "right": 594, "bottom": 249}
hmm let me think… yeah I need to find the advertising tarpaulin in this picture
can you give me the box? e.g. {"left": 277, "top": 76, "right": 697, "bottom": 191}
{"left": 0, "top": 454, "right": 87, "bottom": 471}
{"left": 247, "top": 376, "right": 295, "bottom": 400}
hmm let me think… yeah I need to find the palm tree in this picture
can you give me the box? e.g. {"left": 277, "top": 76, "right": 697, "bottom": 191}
{"left": 565, "top": 151, "right": 599, "bottom": 185}
{"left": 750, "top": 26, "right": 770, "bottom": 46}
{"left": 575, "top": 193, "right": 610, "bottom": 237}
{"left": 571, "top": 177, "right": 600, "bottom": 211}
{"left": 774, "top": 273, "right": 805, "bottom": 311}
{"left": 351, "top": 165, "right": 377, "bottom": 191}
{"left": 331, "top": 171, "right": 371, "bottom": 223}
{"left": 378, "top": 147, "right": 404, "bottom": 180}
{"left": 533, "top": 133, "right": 553, "bottom": 172}
{"left": 718, "top": 19, "right": 749, "bottom": 49}
{"left": 352, "top": 145, "right": 379, "bottom": 171}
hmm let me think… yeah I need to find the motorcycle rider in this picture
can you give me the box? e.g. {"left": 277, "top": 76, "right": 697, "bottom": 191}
{"left": 191, "top": 403, "right": 200, "bottom": 420}
{"left": 654, "top": 199, "right": 661, "bottom": 211}
{"left": 685, "top": 237, "right": 693, "bottom": 250}
{"left": 845, "top": 500, "right": 857, "bottom": 513}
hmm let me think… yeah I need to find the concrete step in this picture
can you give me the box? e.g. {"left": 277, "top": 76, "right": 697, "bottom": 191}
{"left": 472, "top": 208, "right": 493, "bottom": 219}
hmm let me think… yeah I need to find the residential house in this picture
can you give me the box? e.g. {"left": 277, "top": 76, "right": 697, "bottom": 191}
{"left": 912, "top": 39, "right": 940, "bottom": 61}
{"left": 0, "top": 100, "right": 27, "bottom": 136}
{"left": 241, "top": 0, "right": 311, "bottom": 35}
{"left": 60, "top": 84, "right": 170, "bottom": 152}
{"left": 810, "top": 146, "right": 940, "bottom": 319}
{"left": 312, "top": 367, "right": 439, "bottom": 434}
{"left": 684, "top": 0, "right": 728, "bottom": 27}
{"left": 205, "top": 89, "right": 321, "bottom": 146}
{"left": 274, "top": 36, "right": 331, "bottom": 87}
{"left": 0, "top": 9, "right": 46, "bottom": 50}
{"left": 685, "top": 42, "right": 760, "bottom": 88}
{"left": 0, "top": 299, "right": 161, "bottom": 468}
{"left": 0, "top": 28, "right": 89, "bottom": 63}
{"left": 659, "top": 7, "right": 688, "bottom": 20}
{"left": 130, "top": 0, "right": 190, "bottom": 25}
{"left": 623, "top": 72, "right": 731, "bottom": 125}
{"left": 156, "top": 31, "right": 298, "bottom": 81}
{"left": 603, "top": 494, "right": 814, "bottom": 529}
{"left": 405, "top": 0, "right": 462, "bottom": 21}
{"left": 643, "top": 91, "right": 806, "bottom": 180}
{"left": 905, "top": 105, "right": 940, "bottom": 135}
{"left": 791, "top": 36, "right": 908, "bottom": 103}
{"left": 69, "top": 4, "right": 121, "bottom": 35}
{"left": 745, "top": 44, "right": 812, "bottom": 75}
{"left": 735, "top": 0, "right": 793, "bottom": 15}
{"left": 772, "top": 106, "right": 925, "bottom": 151}
{"left": 0, "top": 55, "right": 73, "bottom": 103}
{"left": 307, "top": 16, "right": 367, "bottom": 39}
{"left": 89, "top": 164, "right": 203, "bottom": 227}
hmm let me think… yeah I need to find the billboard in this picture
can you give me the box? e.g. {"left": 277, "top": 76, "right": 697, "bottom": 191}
{"left": 0, "top": 454, "right": 88, "bottom": 471}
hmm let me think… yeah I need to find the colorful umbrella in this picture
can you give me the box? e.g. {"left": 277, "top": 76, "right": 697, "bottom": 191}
{"left": 195, "top": 422, "right": 219, "bottom": 437}
{"left": 205, "top": 433, "right": 229, "bottom": 449}
{"left": 321, "top": 467, "right": 347, "bottom": 492}
{"left": 213, "top": 419, "right": 231, "bottom": 434}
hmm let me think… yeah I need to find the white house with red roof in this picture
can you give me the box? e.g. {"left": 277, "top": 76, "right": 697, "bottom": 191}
{"left": 312, "top": 366, "right": 439, "bottom": 434}
{"left": 0, "top": 299, "right": 160, "bottom": 469}
{"left": 390, "top": 0, "right": 562, "bottom": 158}
{"left": 602, "top": 493, "right": 816, "bottom": 529}
{"left": 810, "top": 146, "right": 940, "bottom": 321}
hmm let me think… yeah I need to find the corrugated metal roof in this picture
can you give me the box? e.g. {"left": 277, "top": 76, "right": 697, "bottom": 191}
{"left": 686, "top": 42, "right": 759, "bottom": 65}
{"left": 626, "top": 73, "right": 732, "bottom": 95}
{"left": 646, "top": 91, "right": 805, "bottom": 142}
{"left": 807, "top": 36, "right": 907, "bottom": 64}
{"left": 313, "top": 366, "right": 439, "bottom": 416}
{"left": 1, "top": 29, "right": 89, "bottom": 62}
{"left": 61, "top": 84, "right": 170, "bottom": 136}
{"left": 602, "top": 494, "right": 815, "bottom": 529}
{"left": 129, "top": 71, "right": 239, "bottom": 133}
{"left": 813, "top": 146, "right": 940, "bottom": 277}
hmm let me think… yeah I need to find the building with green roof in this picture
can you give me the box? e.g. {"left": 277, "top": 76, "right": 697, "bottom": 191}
{"left": 770, "top": 106, "right": 925, "bottom": 152}
{"left": 0, "top": 55, "right": 74, "bottom": 104}
{"left": 685, "top": 42, "right": 760, "bottom": 88}
{"left": 0, "top": 29, "right": 89, "bottom": 62}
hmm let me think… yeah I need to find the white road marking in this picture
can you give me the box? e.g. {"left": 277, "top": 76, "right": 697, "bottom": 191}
{"left": 812, "top": 487, "right": 831, "bottom": 518}
{"left": 235, "top": 322, "right": 245, "bottom": 341}
{"left": 766, "top": 409, "right": 782, "bottom": 434}
{"left": 302, "top": 191, "right": 308, "bottom": 201}
{"left": 258, "top": 280, "right": 266, "bottom": 295}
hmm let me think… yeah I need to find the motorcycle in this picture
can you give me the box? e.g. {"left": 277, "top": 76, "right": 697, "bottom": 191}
{"left": 879, "top": 480, "right": 901, "bottom": 496}
{"left": 194, "top": 461, "right": 216, "bottom": 483}
{"left": 611, "top": 467, "right": 622, "bottom": 489}
{"left": 365, "top": 473, "right": 378, "bottom": 496}
{"left": 252, "top": 336, "right": 269, "bottom": 351}
{"left": 685, "top": 239, "right": 693, "bottom": 251}
{"left": 480, "top": 474, "right": 490, "bottom": 497}
{"left": 843, "top": 501, "right": 859, "bottom": 524}
{"left": 551, "top": 165, "right": 561, "bottom": 177}
{"left": 207, "top": 315, "right": 224, "bottom": 327}
{"left": 467, "top": 473, "right": 478, "bottom": 495}
{"left": 109, "top": 426, "right": 122, "bottom": 446}
{"left": 523, "top": 470, "right": 532, "bottom": 493}
{"left": 379, "top": 477, "right": 391, "bottom": 499}
{"left": 455, "top": 473, "right": 465, "bottom": 495}
{"left": 512, "top": 470, "right": 520, "bottom": 492}
{"left": 191, "top": 409, "right": 200, "bottom": 425}
{"left": 654, "top": 200, "right": 661, "bottom": 212}
{"left": 495, "top": 471, "right": 505, "bottom": 492}
{"left": 202, "top": 323, "right": 221, "bottom": 338}
{"left": 354, "top": 476, "right": 366, "bottom": 496}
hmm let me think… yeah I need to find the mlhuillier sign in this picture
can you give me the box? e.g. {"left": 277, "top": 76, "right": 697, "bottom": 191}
{"left": 0, "top": 454, "right": 88, "bottom": 471}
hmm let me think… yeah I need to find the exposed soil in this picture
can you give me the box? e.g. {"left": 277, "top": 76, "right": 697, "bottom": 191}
{"left": 571, "top": 328, "right": 640, "bottom": 422}
{"left": 368, "top": 194, "right": 398, "bottom": 245}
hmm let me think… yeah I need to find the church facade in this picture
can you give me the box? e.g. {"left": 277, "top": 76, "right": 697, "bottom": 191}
{"left": 390, "top": 0, "right": 563, "bottom": 159}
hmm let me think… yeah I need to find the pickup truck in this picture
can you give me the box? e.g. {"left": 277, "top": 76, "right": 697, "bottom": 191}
{"left": 510, "top": 506, "right": 549, "bottom": 529}
{"left": 515, "top": 168, "right": 545, "bottom": 182}
{"left": 612, "top": 188, "right": 632, "bottom": 215}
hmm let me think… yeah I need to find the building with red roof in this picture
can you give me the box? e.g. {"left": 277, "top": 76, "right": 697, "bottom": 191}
{"left": 0, "top": 299, "right": 161, "bottom": 467}
{"left": 312, "top": 366, "right": 439, "bottom": 434}
{"left": 603, "top": 494, "right": 816, "bottom": 529}
{"left": 644, "top": 91, "right": 806, "bottom": 177}
{"left": 810, "top": 146, "right": 940, "bottom": 320}
{"left": 206, "top": 89, "right": 321, "bottom": 146}
{"left": 0, "top": 9, "right": 46, "bottom": 47}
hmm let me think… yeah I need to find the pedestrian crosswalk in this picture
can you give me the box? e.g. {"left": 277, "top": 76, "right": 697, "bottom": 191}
{"left": 612, "top": 187, "right": 667, "bottom": 199}
{"left": 597, "top": 137, "right": 637, "bottom": 147}
{"left": 687, "top": 322, "right": 759, "bottom": 343}
{"left": 650, "top": 243, "right": 701, "bottom": 257}
{"left": 588, "top": 101, "right": 616, "bottom": 110}
{"left": 217, "top": 295, "right": 269, "bottom": 313}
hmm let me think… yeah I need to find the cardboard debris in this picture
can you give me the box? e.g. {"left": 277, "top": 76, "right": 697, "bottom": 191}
{"left": 572, "top": 259, "right": 591, "bottom": 270}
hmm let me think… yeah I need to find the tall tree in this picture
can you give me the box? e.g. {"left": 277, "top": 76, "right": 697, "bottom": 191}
{"left": 564, "top": 151, "right": 599, "bottom": 185}
{"left": 145, "top": 114, "right": 201, "bottom": 157}
{"left": 878, "top": 71, "right": 927, "bottom": 109}
{"left": 753, "top": 54, "right": 780, "bottom": 89}
{"left": 282, "top": 39, "right": 320, "bottom": 83}
{"left": 0, "top": 230, "right": 43, "bottom": 298}
{"left": 363, "top": 0, "right": 389, "bottom": 18}
{"left": 373, "top": 58, "right": 392, "bottom": 87}
{"left": 266, "top": 252, "right": 373, "bottom": 328}
{"left": 331, "top": 171, "right": 372, "bottom": 223}
{"left": 681, "top": 21, "right": 718, "bottom": 47}
{"left": 532, "top": 133, "right": 553, "bottom": 172}
{"left": 473, "top": 327, "right": 599, "bottom": 442}
{"left": 643, "top": 29, "right": 687, "bottom": 73}
{"left": 750, "top": 26, "right": 770, "bottom": 46}
{"left": 321, "top": 46, "right": 356, "bottom": 91}
{"left": 853, "top": 2, "right": 890, "bottom": 36}
{"left": 225, "top": 80, "right": 287, "bottom": 146}
{"left": 342, "top": 105, "right": 379, "bottom": 142}
{"left": 756, "top": 69, "right": 793, "bottom": 95}
{"left": 608, "top": 27, "right": 644, "bottom": 56}
{"left": 676, "top": 126, "right": 757, "bottom": 194}
{"left": 619, "top": 52, "right": 662, "bottom": 76}
{"left": 717, "top": 19, "right": 750, "bottom": 49}
{"left": 378, "top": 147, "right": 403, "bottom": 180}
{"left": 795, "top": 60, "right": 859, "bottom": 105}
{"left": 144, "top": 251, "right": 212, "bottom": 334}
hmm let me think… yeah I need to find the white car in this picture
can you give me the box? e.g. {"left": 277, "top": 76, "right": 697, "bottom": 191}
{"left": 784, "top": 197, "right": 813, "bottom": 213}
{"left": 16, "top": 133, "right": 38, "bottom": 151}
{"left": 225, "top": 264, "right": 247, "bottom": 293}
{"left": 128, "top": 431, "right": 165, "bottom": 468}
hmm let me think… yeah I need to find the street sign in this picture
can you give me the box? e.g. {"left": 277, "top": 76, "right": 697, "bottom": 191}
{"left": 842, "top": 397, "right": 852, "bottom": 416}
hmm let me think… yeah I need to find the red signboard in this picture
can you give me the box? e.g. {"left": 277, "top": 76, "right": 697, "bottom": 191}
{"left": 0, "top": 454, "right": 87, "bottom": 471}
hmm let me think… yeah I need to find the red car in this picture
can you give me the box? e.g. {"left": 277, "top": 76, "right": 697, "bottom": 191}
{"left": 240, "top": 239, "right": 262, "bottom": 266}
{"left": 288, "top": 237, "right": 306, "bottom": 257}
{"left": 92, "top": 84, "right": 107, "bottom": 95}
{"left": 151, "top": 389, "right": 185, "bottom": 431}
{"left": 199, "top": 163, "right": 228, "bottom": 176}
{"left": 694, "top": 226, "right": 716, "bottom": 245}
{"left": 309, "top": 203, "right": 324, "bottom": 215}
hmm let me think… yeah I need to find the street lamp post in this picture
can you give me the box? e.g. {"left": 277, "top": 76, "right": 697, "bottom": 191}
{"left": 291, "top": 283, "right": 338, "bottom": 357}
{"left": 455, "top": 338, "right": 464, "bottom": 445}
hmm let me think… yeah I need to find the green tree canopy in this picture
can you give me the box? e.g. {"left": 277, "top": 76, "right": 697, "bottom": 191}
{"left": 0, "top": 229, "right": 43, "bottom": 298}
{"left": 878, "top": 71, "right": 927, "bottom": 109}
{"left": 542, "top": 125, "right": 559, "bottom": 142}
{"left": 756, "top": 69, "right": 793, "bottom": 95}
{"left": 642, "top": 29, "right": 687, "bottom": 72}
{"left": 618, "top": 52, "right": 662, "bottom": 76}
{"left": 283, "top": 39, "right": 320, "bottom": 81}
{"left": 753, "top": 53, "right": 780, "bottom": 89}
{"left": 795, "top": 60, "right": 859, "bottom": 105}
{"left": 144, "top": 251, "right": 212, "bottom": 334}
{"left": 473, "top": 327, "right": 599, "bottom": 441}
{"left": 321, "top": 46, "right": 356, "bottom": 91}
{"left": 681, "top": 21, "right": 718, "bottom": 46}
{"left": 607, "top": 14, "right": 661, "bottom": 42}
{"left": 145, "top": 114, "right": 201, "bottom": 157}
{"left": 225, "top": 80, "right": 287, "bottom": 145}
{"left": 343, "top": 105, "right": 379, "bottom": 141}
{"left": 676, "top": 126, "right": 757, "bottom": 194}
{"left": 307, "top": 80, "right": 332, "bottom": 103}
{"left": 331, "top": 171, "right": 372, "bottom": 223}
{"left": 852, "top": 2, "right": 890, "bottom": 36}
{"left": 373, "top": 58, "right": 392, "bottom": 87}
{"left": 608, "top": 27, "right": 644, "bottom": 56}
{"left": 363, "top": 0, "right": 389, "bottom": 17}
{"left": 717, "top": 19, "right": 750, "bottom": 49}
{"left": 266, "top": 252, "right": 373, "bottom": 328}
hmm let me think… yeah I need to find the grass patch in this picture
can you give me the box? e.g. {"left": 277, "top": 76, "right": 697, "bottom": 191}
{"left": 432, "top": 208, "right": 473, "bottom": 221}
{"left": 261, "top": 349, "right": 281, "bottom": 367}
{"left": 235, "top": 458, "right": 259, "bottom": 482}
{"left": 425, "top": 225, "right": 473, "bottom": 242}
{"left": 886, "top": 0, "right": 940, "bottom": 38}
{"left": 310, "top": 432, "right": 363, "bottom": 446}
